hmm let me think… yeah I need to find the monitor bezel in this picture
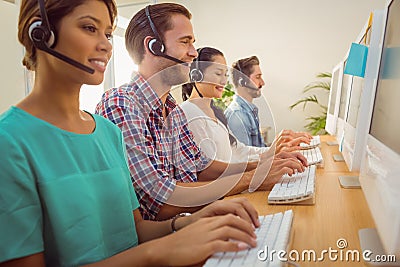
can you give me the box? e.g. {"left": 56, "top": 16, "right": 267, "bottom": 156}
{"left": 325, "top": 61, "right": 344, "bottom": 135}
{"left": 359, "top": 0, "right": 400, "bottom": 259}
{"left": 341, "top": 10, "right": 385, "bottom": 171}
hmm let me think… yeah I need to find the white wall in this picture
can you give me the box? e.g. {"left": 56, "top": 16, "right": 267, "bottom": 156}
{"left": 1, "top": 0, "right": 387, "bottom": 137}
{"left": 0, "top": 1, "right": 25, "bottom": 113}
{"left": 161, "top": 0, "right": 386, "bottom": 140}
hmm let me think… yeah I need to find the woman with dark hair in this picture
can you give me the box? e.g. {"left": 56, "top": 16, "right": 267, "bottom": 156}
{"left": 0, "top": 2, "right": 260, "bottom": 266}
{"left": 181, "top": 47, "right": 269, "bottom": 164}
{"left": 181, "top": 47, "right": 311, "bottom": 165}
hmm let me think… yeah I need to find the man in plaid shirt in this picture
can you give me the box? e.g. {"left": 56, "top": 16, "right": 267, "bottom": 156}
{"left": 96, "top": 3, "right": 307, "bottom": 220}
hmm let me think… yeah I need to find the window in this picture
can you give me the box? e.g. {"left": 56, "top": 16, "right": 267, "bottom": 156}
{"left": 79, "top": 15, "right": 137, "bottom": 113}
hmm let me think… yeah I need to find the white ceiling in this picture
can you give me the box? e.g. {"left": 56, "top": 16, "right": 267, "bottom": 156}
{"left": 116, "top": 0, "right": 154, "bottom": 20}
{"left": 1, "top": 0, "right": 151, "bottom": 6}
{"left": 116, "top": 0, "right": 155, "bottom": 7}
{"left": 116, "top": 0, "right": 145, "bottom": 4}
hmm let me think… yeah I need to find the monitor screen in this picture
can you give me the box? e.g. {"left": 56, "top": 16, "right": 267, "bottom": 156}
{"left": 346, "top": 76, "right": 364, "bottom": 128}
{"left": 369, "top": 0, "right": 400, "bottom": 155}
{"left": 328, "top": 68, "right": 340, "bottom": 116}
{"left": 338, "top": 71, "right": 351, "bottom": 120}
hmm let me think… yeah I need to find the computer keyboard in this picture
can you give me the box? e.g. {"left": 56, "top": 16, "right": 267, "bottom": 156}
{"left": 204, "top": 210, "right": 294, "bottom": 267}
{"left": 300, "top": 135, "right": 320, "bottom": 149}
{"left": 268, "top": 165, "right": 316, "bottom": 204}
{"left": 300, "top": 146, "right": 323, "bottom": 165}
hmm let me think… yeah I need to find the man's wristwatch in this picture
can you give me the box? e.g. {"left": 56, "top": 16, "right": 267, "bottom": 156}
{"left": 170, "top": 212, "right": 191, "bottom": 232}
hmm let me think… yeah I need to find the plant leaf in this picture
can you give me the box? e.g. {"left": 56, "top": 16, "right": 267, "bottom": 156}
{"left": 290, "top": 71, "right": 331, "bottom": 134}
{"left": 289, "top": 95, "right": 319, "bottom": 110}
{"left": 303, "top": 81, "right": 331, "bottom": 93}
{"left": 316, "top": 72, "right": 332, "bottom": 79}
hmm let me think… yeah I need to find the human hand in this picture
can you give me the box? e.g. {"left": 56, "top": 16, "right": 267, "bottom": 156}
{"left": 275, "top": 150, "right": 308, "bottom": 168}
{"left": 272, "top": 131, "right": 313, "bottom": 153}
{"left": 153, "top": 215, "right": 257, "bottom": 266}
{"left": 252, "top": 151, "right": 307, "bottom": 191}
{"left": 187, "top": 198, "right": 260, "bottom": 228}
{"left": 266, "top": 157, "right": 306, "bottom": 190}
{"left": 280, "top": 129, "right": 313, "bottom": 140}
{"left": 274, "top": 138, "right": 304, "bottom": 153}
{"left": 259, "top": 150, "right": 307, "bottom": 169}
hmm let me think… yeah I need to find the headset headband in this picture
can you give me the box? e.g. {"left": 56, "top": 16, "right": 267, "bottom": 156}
{"left": 194, "top": 47, "right": 204, "bottom": 71}
{"left": 38, "top": 0, "right": 50, "bottom": 33}
{"left": 236, "top": 59, "right": 243, "bottom": 73}
{"left": 145, "top": 6, "right": 163, "bottom": 43}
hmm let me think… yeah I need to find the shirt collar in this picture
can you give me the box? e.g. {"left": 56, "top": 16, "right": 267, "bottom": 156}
{"left": 234, "top": 95, "right": 258, "bottom": 112}
{"left": 131, "top": 72, "right": 177, "bottom": 111}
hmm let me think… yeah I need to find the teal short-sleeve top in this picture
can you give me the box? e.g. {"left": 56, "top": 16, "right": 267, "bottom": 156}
{"left": 0, "top": 107, "right": 139, "bottom": 266}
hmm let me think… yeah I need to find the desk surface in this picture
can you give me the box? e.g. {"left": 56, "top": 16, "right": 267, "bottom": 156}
{"left": 226, "top": 135, "right": 375, "bottom": 266}
{"left": 318, "top": 135, "right": 355, "bottom": 174}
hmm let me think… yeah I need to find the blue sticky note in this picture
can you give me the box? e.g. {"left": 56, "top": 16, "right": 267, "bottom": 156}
{"left": 344, "top": 43, "right": 369, "bottom": 77}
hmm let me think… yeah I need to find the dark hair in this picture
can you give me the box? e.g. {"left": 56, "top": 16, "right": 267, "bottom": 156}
{"left": 18, "top": 0, "right": 117, "bottom": 71}
{"left": 232, "top": 56, "right": 260, "bottom": 87}
{"left": 182, "top": 47, "right": 236, "bottom": 146}
{"left": 125, "top": 3, "right": 192, "bottom": 64}
{"left": 182, "top": 47, "right": 224, "bottom": 101}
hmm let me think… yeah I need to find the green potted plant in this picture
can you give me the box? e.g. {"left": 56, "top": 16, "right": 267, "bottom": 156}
{"left": 213, "top": 80, "right": 235, "bottom": 110}
{"left": 290, "top": 72, "right": 332, "bottom": 135}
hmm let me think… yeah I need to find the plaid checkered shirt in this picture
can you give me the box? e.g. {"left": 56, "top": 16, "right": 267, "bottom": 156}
{"left": 95, "top": 73, "right": 211, "bottom": 220}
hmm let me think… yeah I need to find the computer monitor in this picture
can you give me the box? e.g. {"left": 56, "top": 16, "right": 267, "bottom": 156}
{"left": 337, "top": 12, "right": 379, "bottom": 154}
{"left": 335, "top": 60, "right": 352, "bottom": 147}
{"left": 341, "top": 10, "right": 385, "bottom": 171}
{"left": 325, "top": 61, "right": 344, "bottom": 135}
{"left": 359, "top": 0, "right": 400, "bottom": 263}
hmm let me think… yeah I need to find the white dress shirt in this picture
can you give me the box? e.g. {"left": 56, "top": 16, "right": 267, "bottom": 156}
{"left": 180, "top": 101, "right": 268, "bottom": 163}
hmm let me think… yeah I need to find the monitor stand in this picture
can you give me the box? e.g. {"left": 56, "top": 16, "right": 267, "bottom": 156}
{"left": 359, "top": 228, "right": 400, "bottom": 266}
{"left": 338, "top": 175, "right": 361, "bottom": 189}
{"left": 333, "top": 154, "right": 345, "bottom": 162}
{"left": 326, "top": 140, "right": 338, "bottom": 146}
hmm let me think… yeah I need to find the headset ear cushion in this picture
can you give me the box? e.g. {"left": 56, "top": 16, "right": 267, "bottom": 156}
{"left": 47, "top": 28, "right": 55, "bottom": 48}
{"left": 46, "top": 29, "right": 55, "bottom": 48}
{"left": 190, "top": 69, "right": 203, "bottom": 82}
{"left": 28, "top": 20, "right": 56, "bottom": 48}
{"left": 238, "top": 77, "right": 247, "bottom": 87}
{"left": 148, "top": 38, "right": 165, "bottom": 56}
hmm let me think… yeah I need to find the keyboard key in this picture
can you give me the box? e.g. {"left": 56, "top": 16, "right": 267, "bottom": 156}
{"left": 300, "top": 135, "right": 321, "bottom": 149}
{"left": 268, "top": 166, "right": 316, "bottom": 204}
{"left": 205, "top": 211, "right": 294, "bottom": 267}
{"left": 300, "top": 147, "right": 323, "bottom": 165}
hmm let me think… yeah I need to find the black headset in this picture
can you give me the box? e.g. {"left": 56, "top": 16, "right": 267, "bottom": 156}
{"left": 236, "top": 60, "right": 248, "bottom": 87}
{"left": 235, "top": 59, "right": 259, "bottom": 90}
{"left": 145, "top": 5, "right": 164, "bottom": 56}
{"left": 28, "top": 0, "right": 95, "bottom": 74}
{"left": 145, "top": 5, "right": 185, "bottom": 65}
{"left": 189, "top": 48, "right": 204, "bottom": 82}
{"left": 28, "top": 0, "right": 55, "bottom": 50}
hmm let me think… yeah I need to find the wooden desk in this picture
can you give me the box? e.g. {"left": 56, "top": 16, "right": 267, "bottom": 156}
{"left": 226, "top": 135, "right": 375, "bottom": 266}
{"left": 318, "top": 135, "right": 354, "bottom": 173}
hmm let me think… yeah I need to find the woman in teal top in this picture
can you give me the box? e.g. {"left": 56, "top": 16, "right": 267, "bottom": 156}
{"left": 0, "top": 0, "right": 260, "bottom": 266}
{"left": 0, "top": 108, "right": 140, "bottom": 266}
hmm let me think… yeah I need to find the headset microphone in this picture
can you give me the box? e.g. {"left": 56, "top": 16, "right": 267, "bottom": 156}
{"left": 145, "top": 5, "right": 188, "bottom": 66}
{"left": 159, "top": 54, "right": 187, "bottom": 65}
{"left": 244, "top": 82, "right": 260, "bottom": 91}
{"left": 148, "top": 38, "right": 187, "bottom": 65}
{"left": 29, "top": 0, "right": 95, "bottom": 74}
